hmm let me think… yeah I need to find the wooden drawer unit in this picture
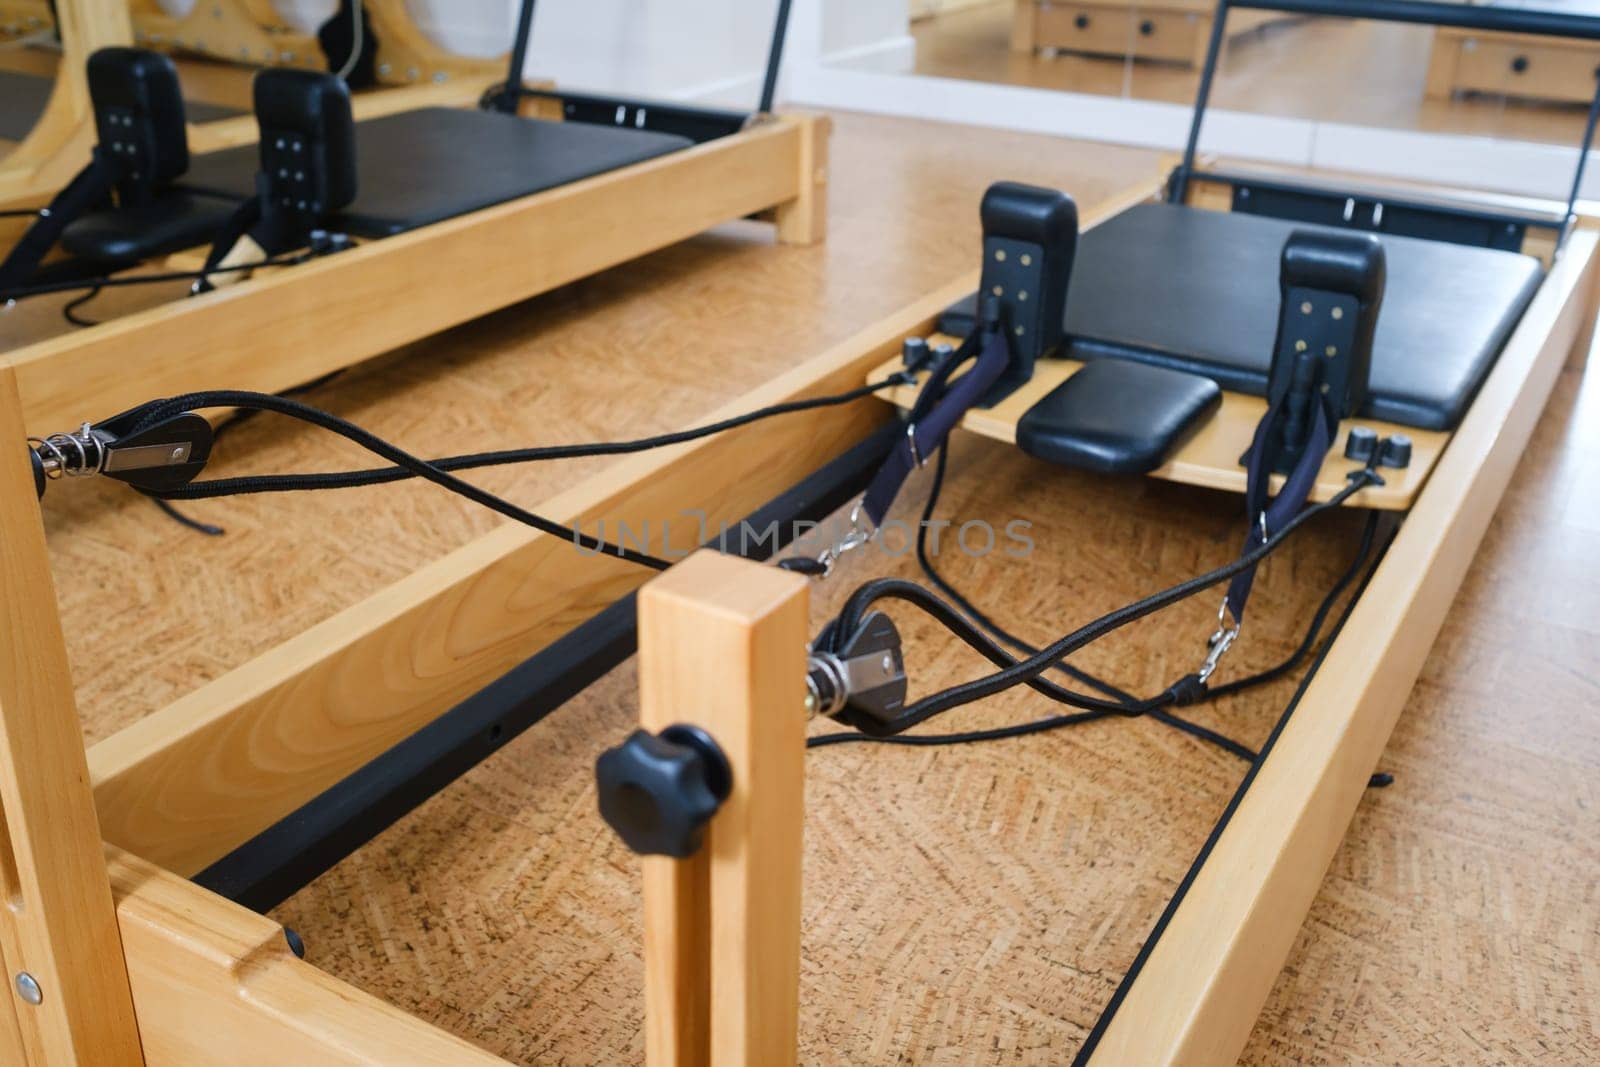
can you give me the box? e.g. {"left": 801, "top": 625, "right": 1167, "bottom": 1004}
{"left": 1030, "top": 2, "right": 1205, "bottom": 64}
{"left": 1428, "top": 29, "right": 1600, "bottom": 105}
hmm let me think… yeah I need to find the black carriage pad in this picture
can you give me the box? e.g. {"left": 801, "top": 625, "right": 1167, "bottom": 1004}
{"left": 59, "top": 191, "right": 238, "bottom": 263}
{"left": 1017, "top": 360, "right": 1222, "bottom": 474}
{"left": 179, "top": 107, "right": 694, "bottom": 238}
{"left": 1061, "top": 203, "right": 1542, "bottom": 431}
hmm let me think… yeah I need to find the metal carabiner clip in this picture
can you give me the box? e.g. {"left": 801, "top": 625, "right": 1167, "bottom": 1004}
{"left": 1197, "top": 597, "right": 1242, "bottom": 684}
{"left": 812, "top": 499, "right": 876, "bottom": 579}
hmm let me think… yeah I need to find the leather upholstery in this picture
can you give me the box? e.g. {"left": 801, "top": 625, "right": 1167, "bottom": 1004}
{"left": 180, "top": 108, "right": 693, "bottom": 238}
{"left": 60, "top": 191, "right": 238, "bottom": 262}
{"left": 944, "top": 202, "right": 1542, "bottom": 431}
{"left": 1017, "top": 360, "right": 1222, "bottom": 474}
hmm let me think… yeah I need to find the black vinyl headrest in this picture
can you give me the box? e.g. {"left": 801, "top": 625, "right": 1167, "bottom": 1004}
{"left": 1281, "top": 229, "right": 1387, "bottom": 306}
{"left": 87, "top": 47, "right": 190, "bottom": 195}
{"left": 253, "top": 69, "right": 358, "bottom": 217}
{"left": 977, "top": 181, "right": 1079, "bottom": 386}
{"left": 1271, "top": 230, "right": 1386, "bottom": 423}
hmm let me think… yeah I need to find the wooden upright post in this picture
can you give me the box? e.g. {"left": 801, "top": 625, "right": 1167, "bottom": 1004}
{"left": 0, "top": 0, "right": 134, "bottom": 203}
{"left": 0, "top": 366, "right": 144, "bottom": 1064}
{"left": 774, "top": 114, "right": 830, "bottom": 247}
{"left": 638, "top": 551, "right": 809, "bottom": 1067}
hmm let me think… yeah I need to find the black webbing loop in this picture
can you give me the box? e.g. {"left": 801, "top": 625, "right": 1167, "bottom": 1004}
{"left": 0, "top": 150, "right": 118, "bottom": 296}
{"left": 1227, "top": 390, "right": 1336, "bottom": 624}
{"left": 861, "top": 322, "right": 1011, "bottom": 526}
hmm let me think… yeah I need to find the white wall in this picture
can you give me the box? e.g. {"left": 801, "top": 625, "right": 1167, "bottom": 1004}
{"left": 820, "top": 0, "right": 912, "bottom": 72}
{"left": 247, "top": 0, "right": 911, "bottom": 105}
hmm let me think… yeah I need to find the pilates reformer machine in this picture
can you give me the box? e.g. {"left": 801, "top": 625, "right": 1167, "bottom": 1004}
{"left": 0, "top": 0, "right": 512, "bottom": 210}
{"left": 591, "top": 2, "right": 1600, "bottom": 1062}
{"left": 0, "top": 0, "right": 825, "bottom": 441}
{"left": 0, "top": 1, "right": 1594, "bottom": 1065}
{"left": 1426, "top": 0, "right": 1600, "bottom": 105}
{"left": 0, "top": 0, "right": 502, "bottom": 168}
{"left": 1010, "top": 0, "right": 1297, "bottom": 65}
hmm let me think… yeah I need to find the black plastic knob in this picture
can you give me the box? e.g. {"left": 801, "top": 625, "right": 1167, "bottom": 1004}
{"left": 1379, "top": 433, "right": 1412, "bottom": 470}
{"left": 1511, "top": 55, "right": 1529, "bottom": 75}
{"left": 596, "top": 725, "right": 731, "bottom": 858}
{"left": 901, "top": 336, "right": 930, "bottom": 372}
{"left": 1075, "top": 14, "right": 1090, "bottom": 29}
{"left": 1139, "top": 19, "right": 1155, "bottom": 36}
{"left": 1344, "top": 426, "right": 1378, "bottom": 463}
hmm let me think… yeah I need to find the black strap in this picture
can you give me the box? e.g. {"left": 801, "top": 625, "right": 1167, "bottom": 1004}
{"left": 861, "top": 323, "right": 1011, "bottom": 525}
{"left": 1225, "top": 393, "right": 1334, "bottom": 623}
{"left": 0, "top": 149, "right": 118, "bottom": 295}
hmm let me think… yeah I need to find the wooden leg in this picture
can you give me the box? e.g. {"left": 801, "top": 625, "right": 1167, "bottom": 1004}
{"left": 0, "top": 366, "right": 144, "bottom": 1064}
{"left": 1424, "top": 34, "right": 1458, "bottom": 101}
{"left": 638, "top": 551, "right": 809, "bottom": 1067}
{"left": 1010, "top": 0, "right": 1037, "bottom": 54}
{"left": 775, "top": 115, "right": 831, "bottom": 247}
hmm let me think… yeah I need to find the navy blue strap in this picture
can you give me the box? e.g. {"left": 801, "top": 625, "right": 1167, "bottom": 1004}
{"left": 1225, "top": 396, "right": 1333, "bottom": 623}
{"left": 861, "top": 324, "right": 1011, "bottom": 526}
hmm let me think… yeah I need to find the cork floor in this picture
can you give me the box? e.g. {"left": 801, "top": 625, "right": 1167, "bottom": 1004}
{"left": 20, "top": 110, "right": 1598, "bottom": 1061}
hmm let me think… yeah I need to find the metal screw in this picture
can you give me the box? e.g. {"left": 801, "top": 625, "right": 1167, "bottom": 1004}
{"left": 882, "top": 654, "right": 894, "bottom": 672}
{"left": 170, "top": 446, "right": 189, "bottom": 462}
{"left": 15, "top": 973, "right": 41, "bottom": 1006}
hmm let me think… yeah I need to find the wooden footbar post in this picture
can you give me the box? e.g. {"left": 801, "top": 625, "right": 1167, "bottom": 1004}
{"left": 0, "top": 366, "right": 144, "bottom": 1064}
{"left": 633, "top": 550, "right": 809, "bottom": 1066}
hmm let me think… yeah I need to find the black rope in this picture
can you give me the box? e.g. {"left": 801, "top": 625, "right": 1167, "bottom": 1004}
{"left": 815, "top": 500, "right": 1383, "bottom": 755}
{"left": 144, "top": 375, "right": 914, "bottom": 501}
{"left": 153, "top": 498, "right": 225, "bottom": 537}
{"left": 813, "top": 468, "right": 1382, "bottom": 738}
{"left": 0, "top": 250, "right": 316, "bottom": 303}
{"left": 120, "top": 375, "right": 910, "bottom": 565}
{"left": 914, "top": 444, "right": 1138, "bottom": 704}
{"left": 152, "top": 371, "right": 347, "bottom": 536}
{"left": 125, "top": 390, "right": 675, "bottom": 569}
{"left": 61, "top": 285, "right": 102, "bottom": 327}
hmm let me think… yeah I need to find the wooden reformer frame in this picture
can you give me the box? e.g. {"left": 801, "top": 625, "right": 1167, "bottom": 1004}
{"left": 0, "top": 0, "right": 503, "bottom": 208}
{"left": 0, "top": 0, "right": 829, "bottom": 441}
{"left": 0, "top": 135, "right": 1592, "bottom": 1058}
{"left": 621, "top": 177, "right": 1600, "bottom": 1063}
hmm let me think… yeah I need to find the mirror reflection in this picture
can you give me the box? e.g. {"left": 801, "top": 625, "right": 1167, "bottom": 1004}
{"left": 840, "top": 2, "right": 1600, "bottom": 149}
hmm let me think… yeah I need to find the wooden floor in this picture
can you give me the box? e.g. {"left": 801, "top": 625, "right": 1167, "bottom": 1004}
{"left": 19, "top": 111, "right": 1599, "bottom": 1062}
{"left": 893, "top": 2, "right": 1594, "bottom": 148}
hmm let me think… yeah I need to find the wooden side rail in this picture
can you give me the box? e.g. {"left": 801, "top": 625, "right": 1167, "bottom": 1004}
{"left": 1085, "top": 228, "right": 1600, "bottom": 1065}
{"left": 5, "top": 113, "right": 829, "bottom": 438}
{"left": 109, "top": 845, "right": 507, "bottom": 1065}
{"left": 637, "top": 551, "right": 809, "bottom": 1066}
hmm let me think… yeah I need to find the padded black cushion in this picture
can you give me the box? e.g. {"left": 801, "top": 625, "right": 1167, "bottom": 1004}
{"left": 60, "top": 191, "right": 238, "bottom": 263}
{"left": 179, "top": 107, "right": 694, "bottom": 237}
{"left": 1017, "top": 360, "right": 1222, "bottom": 474}
{"left": 941, "top": 202, "right": 1542, "bottom": 431}
{"left": 1062, "top": 203, "right": 1542, "bottom": 431}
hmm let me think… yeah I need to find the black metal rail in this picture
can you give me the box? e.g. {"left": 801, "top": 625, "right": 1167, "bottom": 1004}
{"left": 195, "top": 422, "right": 899, "bottom": 912}
{"left": 1174, "top": 0, "right": 1600, "bottom": 225}
{"left": 491, "top": 0, "right": 794, "bottom": 135}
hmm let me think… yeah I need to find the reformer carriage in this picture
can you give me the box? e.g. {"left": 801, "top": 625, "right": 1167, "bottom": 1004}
{"left": 0, "top": 1, "right": 1594, "bottom": 1064}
